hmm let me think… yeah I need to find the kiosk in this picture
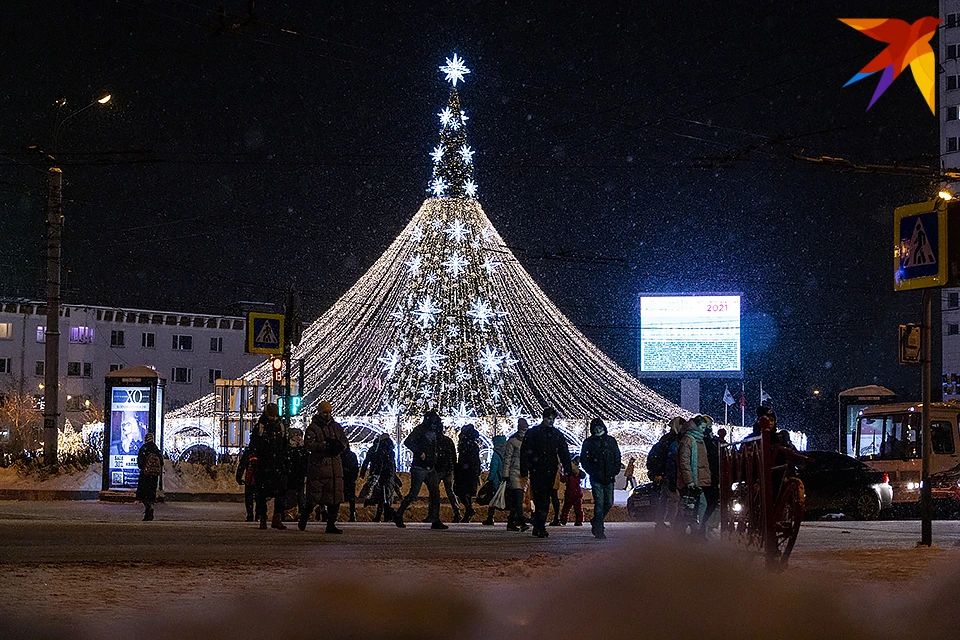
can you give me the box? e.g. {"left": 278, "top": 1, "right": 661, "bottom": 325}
{"left": 100, "top": 366, "right": 166, "bottom": 498}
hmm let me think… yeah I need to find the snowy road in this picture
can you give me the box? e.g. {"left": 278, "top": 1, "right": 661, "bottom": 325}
{"left": 2, "top": 501, "right": 960, "bottom": 639}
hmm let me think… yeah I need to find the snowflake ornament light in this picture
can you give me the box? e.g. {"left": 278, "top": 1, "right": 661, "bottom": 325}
{"left": 440, "top": 54, "right": 471, "bottom": 86}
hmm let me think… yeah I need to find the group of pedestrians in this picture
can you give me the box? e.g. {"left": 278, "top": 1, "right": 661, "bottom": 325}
{"left": 646, "top": 414, "right": 721, "bottom": 538}
{"left": 137, "top": 401, "right": 627, "bottom": 539}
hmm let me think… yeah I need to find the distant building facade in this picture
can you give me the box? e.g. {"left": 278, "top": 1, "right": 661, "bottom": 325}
{"left": 0, "top": 299, "right": 268, "bottom": 424}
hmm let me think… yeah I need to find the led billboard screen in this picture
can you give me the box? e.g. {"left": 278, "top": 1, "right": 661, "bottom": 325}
{"left": 639, "top": 295, "right": 741, "bottom": 375}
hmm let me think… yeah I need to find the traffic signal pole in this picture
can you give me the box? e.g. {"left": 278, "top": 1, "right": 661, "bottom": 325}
{"left": 920, "top": 288, "right": 933, "bottom": 546}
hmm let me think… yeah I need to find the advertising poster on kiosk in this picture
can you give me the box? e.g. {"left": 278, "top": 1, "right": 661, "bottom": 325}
{"left": 109, "top": 386, "right": 151, "bottom": 489}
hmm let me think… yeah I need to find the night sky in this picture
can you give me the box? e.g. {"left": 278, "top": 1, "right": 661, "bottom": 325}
{"left": 0, "top": 1, "right": 942, "bottom": 446}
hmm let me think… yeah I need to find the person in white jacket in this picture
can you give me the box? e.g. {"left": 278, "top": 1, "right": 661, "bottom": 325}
{"left": 500, "top": 418, "right": 529, "bottom": 531}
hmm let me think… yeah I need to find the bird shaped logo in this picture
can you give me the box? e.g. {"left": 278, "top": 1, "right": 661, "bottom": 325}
{"left": 840, "top": 17, "right": 942, "bottom": 113}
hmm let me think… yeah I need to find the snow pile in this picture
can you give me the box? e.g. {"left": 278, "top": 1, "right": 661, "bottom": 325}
{"left": 0, "top": 464, "right": 102, "bottom": 491}
{"left": 0, "top": 461, "right": 242, "bottom": 495}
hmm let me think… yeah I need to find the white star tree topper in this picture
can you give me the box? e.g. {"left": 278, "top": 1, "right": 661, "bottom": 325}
{"left": 440, "top": 53, "right": 470, "bottom": 87}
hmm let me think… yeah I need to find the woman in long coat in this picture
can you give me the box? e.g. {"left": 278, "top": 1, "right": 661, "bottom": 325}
{"left": 299, "top": 400, "right": 349, "bottom": 534}
{"left": 251, "top": 403, "right": 288, "bottom": 530}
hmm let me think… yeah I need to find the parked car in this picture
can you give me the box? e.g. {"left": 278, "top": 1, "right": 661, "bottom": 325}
{"left": 626, "top": 481, "right": 660, "bottom": 521}
{"left": 930, "top": 463, "right": 960, "bottom": 516}
{"left": 625, "top": 450, "right": 892, "bottom": 522}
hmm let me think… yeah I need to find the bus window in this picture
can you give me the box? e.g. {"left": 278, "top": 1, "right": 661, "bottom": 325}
{"left": 931, "top": 421, "right": 956, "bottom": 455}
{"left": 857, "top": 414, "right": 921, "bottom": 460}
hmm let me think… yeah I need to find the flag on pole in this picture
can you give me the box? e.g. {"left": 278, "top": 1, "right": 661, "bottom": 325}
{"left": 739, "top": 390, "right": 746, "bottom": 409}
{"left": 760, "top": 381, "right": 771, "bottom": 404}
{"left": 723, "top": 386, "right": 735, "bottom": 406}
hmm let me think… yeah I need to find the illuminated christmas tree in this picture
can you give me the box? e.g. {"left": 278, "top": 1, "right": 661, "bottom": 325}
{"left": 168, "top": 54, "right": 688, "bottom": 456}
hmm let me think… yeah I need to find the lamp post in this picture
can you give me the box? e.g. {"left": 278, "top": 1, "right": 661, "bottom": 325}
{"left": 42, "top": 94, "right": 111, "bottom": 466}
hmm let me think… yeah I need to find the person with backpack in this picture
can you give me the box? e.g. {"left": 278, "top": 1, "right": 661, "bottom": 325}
{"left": 580, "top": 418, "right": 621, "bottom": 539}
{"left": 482, "top": 434, "right": 507, "bottom": 525}
{"left": 252, "top": 403, "right": 289, "bottom": 530}
{"left": 648, "top": 417, "right": 684, "bottom": 531}
{"left": 235, "top": 445, "right": 260, "bottom": 522}
{"left": 453, "top": 424, "right": 482, "bottom": 523}
{"left": 136, "top": 433, "right": 163, "bottom": 522}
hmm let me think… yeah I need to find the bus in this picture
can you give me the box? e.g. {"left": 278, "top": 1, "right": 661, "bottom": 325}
{"left": 855, "top": 402, "right": 960, "bottom": 504}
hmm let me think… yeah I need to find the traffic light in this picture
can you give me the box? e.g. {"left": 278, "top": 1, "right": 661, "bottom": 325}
{"left": 278, "top": 395, "right": 301, "bottom": 417}
{"left": 271, "top": 356, "right": 284, "bottom": 395}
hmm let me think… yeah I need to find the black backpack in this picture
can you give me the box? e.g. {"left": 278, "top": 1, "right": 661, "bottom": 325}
{"left": 646, "top": 432, "right": 675, "bottom": 478}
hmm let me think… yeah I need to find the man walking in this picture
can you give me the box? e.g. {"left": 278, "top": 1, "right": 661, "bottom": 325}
{"left": 394, "top": 410, "right": 447, "bottom": 529}
{"left": 581, "top": 418, "right": 621, "bottom": 540}
{"left": 520, "top": 408, "right": 573, "bottom": 538}
{"left": 299, "top": 401, "right": 349, "bottom": 534}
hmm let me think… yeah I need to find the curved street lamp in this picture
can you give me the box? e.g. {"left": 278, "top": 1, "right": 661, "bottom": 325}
{"left": 42, "top": 93, "right": 112, "bottom": 465}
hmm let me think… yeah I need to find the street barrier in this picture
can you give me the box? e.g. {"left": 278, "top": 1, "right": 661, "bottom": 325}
{"left": 719, "top": 426, "right": 805, "bottom": 570}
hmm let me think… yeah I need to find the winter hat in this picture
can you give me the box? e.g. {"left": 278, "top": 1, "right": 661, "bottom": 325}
{"left": 668, "top": 416, "right": 685, "bottom": 434}
{"left": 319, "top": 401, "right": 333, "bottom": 413}
{"left": 756, "top": 406, "right": 770, "bottom": 418}
{"left": 517, "top": 418, "right": 529, "bottom": 432}
{"left": 144, "top": 433, "right": 154, "bottom": 443}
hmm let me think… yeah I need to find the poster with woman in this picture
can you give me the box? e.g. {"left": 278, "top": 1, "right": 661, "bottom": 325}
{"left": 109, "top": 386, "right": 151, "bottom": 489}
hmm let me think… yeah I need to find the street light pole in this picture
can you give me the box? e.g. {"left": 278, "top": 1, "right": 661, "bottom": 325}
{"left": 41, "top": 94, "right": 111, "bottom": 466}
{"left": 42, "top": 167, "right": 62, "bottom": 464}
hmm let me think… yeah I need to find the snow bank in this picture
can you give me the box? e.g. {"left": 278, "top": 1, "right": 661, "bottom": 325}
{"left": 0, "top": 464, "right": 102, "bottom": 491}
{"left": 0, "top": 461, "right": 241, "bottom": 495}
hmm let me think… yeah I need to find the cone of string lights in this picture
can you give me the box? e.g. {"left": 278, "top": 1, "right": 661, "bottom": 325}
{"left": 167, "top": 54, "right": 691, "bottom": 461}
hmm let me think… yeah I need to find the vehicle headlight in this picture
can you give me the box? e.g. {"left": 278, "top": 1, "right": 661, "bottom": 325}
{"left": 732, "top": 502, "right": 743, "bottom": 513}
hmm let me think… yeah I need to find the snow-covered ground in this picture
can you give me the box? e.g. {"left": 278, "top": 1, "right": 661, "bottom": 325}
{"left": 1, "top": 502, "right": 959, "bottom": 639}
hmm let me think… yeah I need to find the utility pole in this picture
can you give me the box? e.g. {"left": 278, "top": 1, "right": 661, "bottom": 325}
{"left": 43, "top": 167, "right": 62, "bottom": 464}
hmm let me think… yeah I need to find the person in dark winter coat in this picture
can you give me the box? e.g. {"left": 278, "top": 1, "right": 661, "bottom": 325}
{"left": 363, "top": 433, "right": 398, "bottom": 522}
{"left": 431, "top": 428, "right": 461, "bottom": 523}
{"left": 520, "top": 407, "right": 573, "bottom": 538}
{"left": 453, "top": 424, "right": 482, "bottom": 522}
{"left": 251, "top": 403, "right": 289, "bottom": 530}
{"left": 285, "top": 428, "right": 309, "bottom": 522}
{"left": 394, "top": 410, "right": 446, "bottom": 529}
{"left": 581, "top": 418, "right": 622, "bottom": 539}
{"left": 482, "top": 434, "right": 507, "bottom": 525}
{"left": 501, "top": 418, "right": 530, "bottom": 531}
{"left": 235, "top": 445, "right": 261, "bottom": 522}
{"left": 341, "top": 445, "right": 360, "bottom": 522}
{"left": 648, "top": 417, "right": 683, "bottom": 530}
{"left": 560, "top": 455, "right": 586, "bottom": 526}
{"left": 299, "top": 401, "right": 350, "bottom": 534}
{"left": 702, "top": 420, "right": 720, "bottom": 533}
{"left": 136, "top": 433, "right": 162, "bottom": 521}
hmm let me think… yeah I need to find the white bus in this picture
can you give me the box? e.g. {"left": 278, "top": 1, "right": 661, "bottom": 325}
{"left": 855, "top": 402, "right": 960, "bottom": 504}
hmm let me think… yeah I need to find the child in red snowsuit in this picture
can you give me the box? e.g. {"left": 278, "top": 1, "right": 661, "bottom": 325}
{"left": 560, "top": 455, "right": 586, "bottom": 526}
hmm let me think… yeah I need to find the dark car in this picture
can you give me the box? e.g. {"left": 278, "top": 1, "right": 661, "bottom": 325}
{"left": 626, "top": 482, "right": 660, "bottom": 521}
{"left": 626, "top": 450, "right": 892, "bottom": 522}
{"left": 930, "top": 463, "right": 960, "bottom": 516}
{"left": 795, "top": 450, "right": 892, "bottom": 520}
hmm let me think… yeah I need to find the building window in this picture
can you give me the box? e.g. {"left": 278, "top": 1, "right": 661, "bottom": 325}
{"left": 69, "top": 326, "right": 94, "bottom": 344}
{"left": 950, "top": 292, "right": 960, "bottom": 309}
{"left": 171, "top": 367, "right": 193, "bottom": 384}
{"left": 83, "top": 362, "right": 92, "bottom": 378}
{"left": 67, "top": 361, "right": 82, "bottom": 377}
{"left": 35, "top": 361, "right": 44, "bottom": 377}
{"left": 950, "top": 75, "right": 960, "bottom": 91}
{"left": 110, "top": 330, "right": 125, "bottom": 347}
{"left": 109, "top": 363, "right": 122, "bottom": 372}
{"left": 141, "top": 332, "right": 156, "bottom": 349}
{"left": 0, "top": 358, "right": 11, "bottom": 374}
{"left": 65, "top": 394, "right": 91, "bottom": 412}
{"left": 0, "top": 323, "right": 13, "bottom": 340}
{"left": 949, "top": 106, "right": 959, "bottom": 122}
{"left": 949, "top": 137, "right": 960, "bottom": 153}
{"left": 948, "top": 13, "right": 960, "bottom": 28}
{"left": 172, "top": 334, "right": 193, "bottom": 351}
{"left": 210, "top": 336, "right": 223, "bottom": 353}
{"left": 208, "top": 368, "right": 223, "bottom": 384}
{"left": 36, "top": 326, "right": 46, "bottom": 343}
{"left": 949, "top": 44, "right": 960, "bottom": 60}
{"left": 951, "top": 324, "right": 960, "bottom": 336}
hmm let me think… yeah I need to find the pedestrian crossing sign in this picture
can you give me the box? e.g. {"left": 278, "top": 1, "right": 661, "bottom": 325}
{"left": 894, "top": 199, "right": 948, "bottom": 291}
{"left": 247, "top": 312, "right": 285, "bottom": 354}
